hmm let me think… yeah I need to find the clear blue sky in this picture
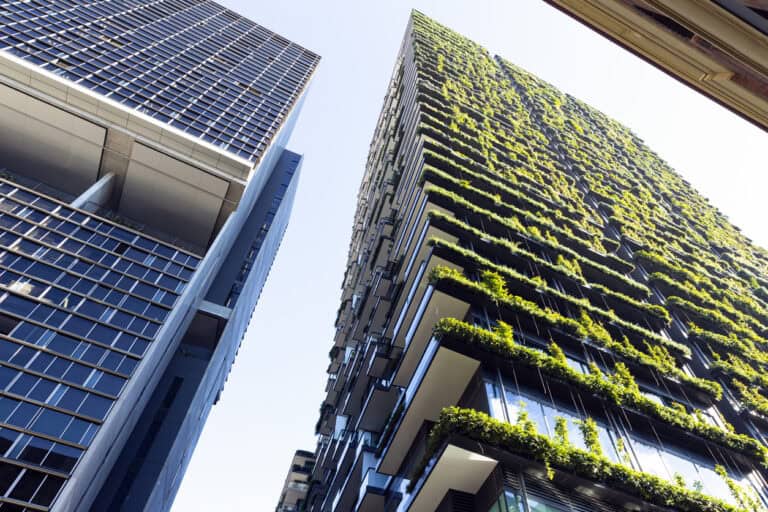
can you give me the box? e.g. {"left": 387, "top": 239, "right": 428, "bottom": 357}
{"left": 170, "top": 1, "right": 766, "bottom": 510}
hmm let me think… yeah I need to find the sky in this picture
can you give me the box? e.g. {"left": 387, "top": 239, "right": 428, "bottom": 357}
{"left": 170, "top": 1, "right": 766, "bottom": 511}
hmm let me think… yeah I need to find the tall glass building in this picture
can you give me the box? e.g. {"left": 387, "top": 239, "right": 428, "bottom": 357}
{"left": 297, "top": 11, "right": 768, "bottom": 512}
{"left": 0, "top": 1, "right": 318, "bottom": 511}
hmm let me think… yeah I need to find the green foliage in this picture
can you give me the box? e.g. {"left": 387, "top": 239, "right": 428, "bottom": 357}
{"left": 412, "top": 406, "right": 740, "bottom": 512}
{"left": 427, "top": 210, "right": 649, "bottom": 298}
{"left": 710, "top": 352, "right": 768, "bottom": 389}
{"left": 554, "top": 416, "right": 570, "bottom": 446}
{"left": 493, "top": 320, "right": 514, "bottom": 345}
{"left": 431, "top": 318, "right": 764, "bottom": 463}
{"left": 731, "top": 379, "right": 768, "bottom": 417}
{"left": 667, "top": 296, "right": 759, "bottom": 343}
{"left": 608, "top": 362, "right": 640, "bottom": 396}
{"left": 715, "top": 465, "right": 765, "bottom": 512}
{"left": 557, "top": 254, "right": 583, "bottom": 278}
{"left": 578, "top": 310, "right": 612, "bottom": 345}
{"left": 575, "top": 417, "right": 602, "bottom": 457}
{"left": 515, "top": 406, "right": 537, "bottom": 434}
{"left": 407, "top": 14, "right": 768, "bottom": 509}
{"left": 422, "top": 183, "right": 629, "bottom": 274}
{"left": 616, "top": 437, "right": 632, "bottom": 466}
{"left": 428, "top": 264, "right": 724, "bottom": 399}
{"left": 480, "top": 269, "right": 509, "bottom": 301}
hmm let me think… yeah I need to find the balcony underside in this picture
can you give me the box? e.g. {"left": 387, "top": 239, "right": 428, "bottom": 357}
{"left": 0, "top": 56, "right": 255, "bottom": 250}
{"left": 379, "top": 345, "right": 479, "bottom": 475}
{"left": 413, "top": 434, "right": 686, "bottom": 512}
{"left": 407, "top": 443, "right": 497, "bottom": 512}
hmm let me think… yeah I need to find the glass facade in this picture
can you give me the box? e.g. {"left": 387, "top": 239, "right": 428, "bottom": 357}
{"left": 0, "top": 2, "right": 318, "bottom": 509}
{"left": 482, "top": 371, "right": 759, "bottom": 505}
{"left": 0, "top": 178, "right": 198, "bottom": 507}
{"left": 0, "top": 0, "right": 318, "bottom": 161}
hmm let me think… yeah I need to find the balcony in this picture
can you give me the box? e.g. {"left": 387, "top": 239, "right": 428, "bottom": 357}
{"left": 362, "top": 337, "right": 391, "bottom": 379}
{"left": 356, "top": 378, "right": 400, "bottom": 433}
{"left": 379, "top": 338, "right": 479, "bottom": 475}
{"left": 353, "top": 469, "right": 388, "bottom": 512}
{"left": 327, "top": 433, "right": 379, "bottom": 512}
{"left": 390, "top": 279, "right": 470, "bottom": 388}
{"left": 403, "top": 443, "right": 497, "bottom": 512}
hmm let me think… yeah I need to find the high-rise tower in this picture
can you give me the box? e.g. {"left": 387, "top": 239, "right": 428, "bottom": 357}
{"left": 299, "top": 11, "right": 768, "bottom": 512}
{"left": 276, "top": 450, "right": 315, "bottom": 512}
{"left": 0, "top": 1, "right": 318, "bottom": 510}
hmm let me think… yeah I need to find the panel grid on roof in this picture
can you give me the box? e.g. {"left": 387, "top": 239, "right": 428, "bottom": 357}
{"left": 0, "top": 0, "right": 320, "bottom": 162}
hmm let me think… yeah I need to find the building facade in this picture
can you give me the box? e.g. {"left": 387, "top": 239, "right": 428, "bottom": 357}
{"left": 300, "top": 11, "right": 768, "bottom": 512}
{"left": 276, "top": 450, "right": 315, "bottom": 512}
{"left": 0, "top": 1, "right": 318, "bottom": 511}
{"left": 543, "top": 0, "right": 768, "bottom": 132}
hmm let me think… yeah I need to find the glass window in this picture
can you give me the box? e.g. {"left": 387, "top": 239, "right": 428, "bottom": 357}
{"left": 0, "top": 428, "right": 18, "bottom": 455}
{"left": 32, "top": 409, "right": 71, "bottom": 438}
{"left": 561, "top": 410, "right": 588, "bottom": 452}
{"left": 9, "top": 469, "right": 45, "bottom": 502}
{"left": 101, "top": 352, "right": 123, "bottom": 372}
{"left": 128, "top": 317, "right": 148, "bottom": 335}
{"left": 642, "top": 391, "right": 664, "bottom": 406}
{"left": 61, "top": 316, "right": 93, "bottom": 337}
{"left": 0, "top": 339, "right": 17, "bottom": 359}
{"left": 8, "top": 401, "right": 37, "bottom": 429}
{"left": 503, "top": 385, "right": 547, "bottom": 434}
{"left": 143, "top": 322, "right": 159, "bottom": 338}
{"left": 9, "top": 373, "right": 36, "bottom": 396}
{"left": 0, "top": 366, "right": 16, "bottom": 389}
{"left": 123, "top": 296, "right": 148, "bottom": 315}
{"left": 48, "top": 334, "right": 78, "bottom": 356}
{"left": 565, "top": 356, "right": 587, "bottom": 374}
{"left": 61, "top": 417, "right": 92, "bottom": 445}
{"left": 117, "top": 357, "right": 137, "bottom": 376}
{"left": 56, "top": 387, "right": 85, "bottom": 412}
{"left": 110, "top": 311, "right": 131, "bottom": 329}
{"left": 630, "top": 438, "right": 669, "bottom": 479}
{"left": 79, "top": 394, "right": 111, "bottom": 420}
{"left": 596, "top": 424, "right": 619, "bottom": 462}
{"left": 26, "top": 352, "right": 53, "bottom": 373}
{"left": 63, "top": 363, "right": 91, "bottom": 386}
{"left": 81, "top": 345, "right": 106, "bottom": 365}
{"left": 32, "top": 474, "right": 65, "bottom": 506}
{"left": 144, "top": 304, "right": 167, "bottom": 322}
{"left": 503, "top": 490, "right": 525, "bottom": 512}
{"left": 78, "top": 300, "right": 106, "bottom": 319}
{"left": 94, "top": 372, "right": 124, "bottom": 396}
{"left": 0, "top": 397, "right": 19, "bottom": 422}
{"left": 540, "top": 403, "right": 558, "bottom": 436}
{"left": 43, "top": 443, "right": 80, "bottom": 473}
{"left": 485, "top": 378, "right": 506, "bottom": 421}
{"left": 488, "top": 494, "right": 504, "bottom": 512}
{"left": 0, "top": 294, "right": 36, "bottom": 316}
{"left": 697, "top": 465, "right": 737, "bottom": 504}
{"left": 0, "top": 462, "right": 22, "bottom": 495}
{"left": 660, "top": 448, "right": 699, "bottom": 488}
{"left": 526, "top": 496, "right": 568, "bottom": 512}
{"left": 19, "top": 436, "right": 51, "bottom": 465}
{"left": 47, "top": 309, "right": 68, "bottom": 328}
{"left": 89, "top": 324, "right": 119, "bottom": 345}
{"left": 28, "top": 379, "right": 56, "bottom": 402}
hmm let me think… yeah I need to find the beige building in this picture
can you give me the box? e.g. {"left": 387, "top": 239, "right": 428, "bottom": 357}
{"left": 545, "top": 0, "right": 768, "bottom": 131}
